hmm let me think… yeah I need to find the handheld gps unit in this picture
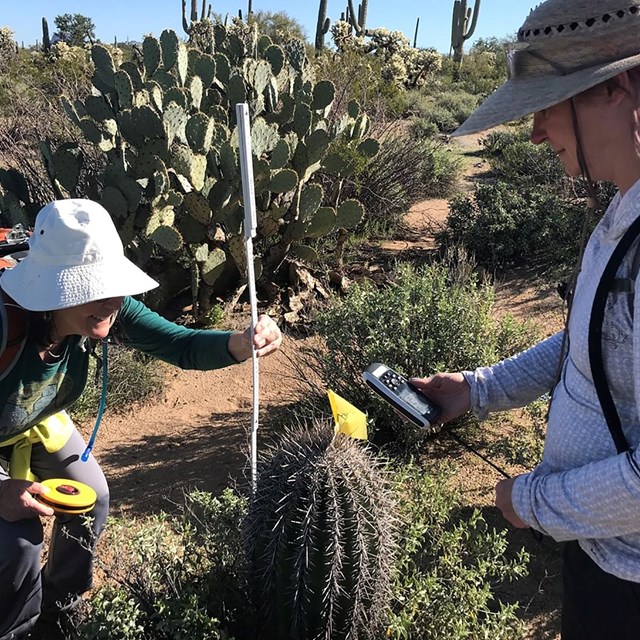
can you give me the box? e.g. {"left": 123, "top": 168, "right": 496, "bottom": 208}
{"left": 363, "top": 363, "right": 442, "bottom": 430}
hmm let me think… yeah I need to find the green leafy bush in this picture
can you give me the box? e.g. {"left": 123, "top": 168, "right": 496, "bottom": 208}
{"left": 312, "top": 258, "right": 537, "bottom": 445}
{"left": 440, "top": 37, "right": 509, "bottom": 98}
{"left": 487, "top": 397, "right": 548, "bottom": 469}
{"left": 386, "top": 463, "right": 528, "bottom": 639}
{"left": 480, "top": 128, "right": 566, "bottom": 187}
{"left": 439, "top": 128, "right": 616, "bottom": 272}
{"left": 77, "top": 471, "right": 530, "bottom": 639}
{"left": 405, "top": 87, "right": 479, "bottom": 135}
{"left": 70, "top": 346, "right": 165, "bottom": 422}
{"left": 408, "top": 116, "right": 439, "bottom": 140}
{"left": 439, "top": 181, "right": 588, "bottom": 270}
{"left": 77, "top": 489, "right": 248, "bottom": 640}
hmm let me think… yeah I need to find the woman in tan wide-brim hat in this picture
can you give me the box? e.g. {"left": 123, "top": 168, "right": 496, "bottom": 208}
{"left": 413, "top": 1, "right": 640, "bottom": 637}
{"left": 0, "top": 199, "right": 283, "bottom": 639}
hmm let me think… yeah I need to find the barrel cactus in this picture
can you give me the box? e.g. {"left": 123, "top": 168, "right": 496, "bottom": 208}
{"left": 245, "top": 421, "right": 396, "bottom": 639}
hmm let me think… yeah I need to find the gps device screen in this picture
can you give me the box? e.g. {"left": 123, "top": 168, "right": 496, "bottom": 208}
{"left": 398, "top": 384, "right": 435, "bottom": 413}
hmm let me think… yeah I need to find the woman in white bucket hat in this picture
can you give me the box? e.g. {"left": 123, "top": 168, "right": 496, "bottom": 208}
{"left": 0, "top": 199, "right": 282, "bottom": 639}
{"left": 412, "top": 1, "right": 640, "bottom": 637}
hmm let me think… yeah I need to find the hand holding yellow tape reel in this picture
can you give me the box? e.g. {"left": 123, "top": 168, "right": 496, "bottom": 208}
{"left": 6, "top": 413, "right": 98, "bottom": 515}
{"left": 35, "top": 479, "right": 97, "bottom": 515}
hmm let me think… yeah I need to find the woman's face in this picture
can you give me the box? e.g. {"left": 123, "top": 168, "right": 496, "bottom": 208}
{"left": 530, "top": 100, "right": 583, "bottom": 177}
{"left": 530, "top": 78, "right": 640, "bottom": 191}
{"left": 52, "top": 296, "right": 124, "bottom": 341}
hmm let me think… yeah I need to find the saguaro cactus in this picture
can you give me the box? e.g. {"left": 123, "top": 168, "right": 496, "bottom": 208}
{"left": 451, "top": 0, "right": 481, "bottom": 64}
{"left": 182, "top": 0, "right": 212, "bottom": 35}
{"left": 41, "top": 17, "right": 51, "bottom": 53}
{"left": 347, "top": 0, "right": 368, "bottom": 36}
{"left": 315, "top": 0, "right": 331, "bottom": 54}
{"left": 245, "top": 422, "right": 396, "bottom": 640}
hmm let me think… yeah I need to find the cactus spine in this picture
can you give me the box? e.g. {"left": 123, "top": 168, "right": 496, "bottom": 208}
{"left": 245, "top": 422, "right": 396, "bottom": 640}
{"left": 315, "top": 0, "right": 331, "bottom": 54}
{"left": 451, "top": 0, "right": 481, "bottom": 64}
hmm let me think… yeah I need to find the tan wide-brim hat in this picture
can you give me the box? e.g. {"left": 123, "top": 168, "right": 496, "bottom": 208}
{"left": 1, "top": 199, "right": 158, "bottom": 311}
{"left": 454, "top": 0, "right": 640, "bottom": 137}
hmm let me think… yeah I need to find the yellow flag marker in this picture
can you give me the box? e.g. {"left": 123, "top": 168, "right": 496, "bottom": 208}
{"left": 327, "top": 389, "right": 368, "bottom": 440}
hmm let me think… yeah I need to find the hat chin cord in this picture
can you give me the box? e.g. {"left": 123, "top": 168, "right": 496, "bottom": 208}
{"left": 546, "top": 98, "right": 602, "bottom": 415}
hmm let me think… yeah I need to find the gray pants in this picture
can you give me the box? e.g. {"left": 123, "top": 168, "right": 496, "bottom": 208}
{"left": 0, "top": 429, "right": 110, "bottom": 639}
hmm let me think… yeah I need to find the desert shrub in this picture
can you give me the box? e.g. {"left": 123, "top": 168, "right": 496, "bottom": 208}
{"left": 423, "top": 104, "right": 460, "bottom": 134}
{"left": 487, "top": 397, "right": 548, "bottom": 469}
{"left": 343, "top": 135, "right": 461, "bottom": 235}
{"left": 70, "top": 346, "right": 165, "bottom": 422}
{"left": 0, "top": 46, "right": 98, "bottom": 211}
{"left": 432, "top": 90, "right": 479, "bottom": 130}
{"left": 481, "top": 128, "right": 528, "bottom": 157}
{"left": 77, "top": 472, "right": 529, "bottom": 639}
{"left": 312, "top": 258, "right": 538, "bottom": 446}
{"left": 481, "top": 128, "right": 566, "bottom": 187}
{"left": 386, "top": 463, "right": 528, "bottom": 639}
{"left": 440, "top": 37, "right": 510, "bottom": 98}
{"left": 439, "top": 129, "right": 617, "bottom": 272}
{"left": 440, "top": 182, "right": 588, "bottom": 270}
{"left": 77, "top": 489, "right": 249, "bottom": 640}
{"left": 404, "top": 87, "right": 479, "bottom": 135}
{"left": 408, "top": 116, "right": 439, "bottom": 140}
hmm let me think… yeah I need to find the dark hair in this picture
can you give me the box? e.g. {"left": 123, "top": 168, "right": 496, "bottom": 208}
{"left": 28, "top": 311, "right": 56, "bottom": 349}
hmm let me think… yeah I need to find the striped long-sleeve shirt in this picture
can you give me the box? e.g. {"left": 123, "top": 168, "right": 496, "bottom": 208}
{"left": 463, "top": 179, "right": 640, "bottom": 582}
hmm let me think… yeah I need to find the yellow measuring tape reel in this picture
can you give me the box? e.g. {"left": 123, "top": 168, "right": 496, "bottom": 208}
{"left": 36, "top": 479, "right": 97, "bottom": 514}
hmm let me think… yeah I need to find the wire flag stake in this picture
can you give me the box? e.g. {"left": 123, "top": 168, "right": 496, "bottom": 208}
{"left": 235, "top": 103, "right": 260, "bottom": 493}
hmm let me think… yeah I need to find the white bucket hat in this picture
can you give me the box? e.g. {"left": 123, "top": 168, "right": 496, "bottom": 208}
{"left": 0, "top": 199, "right": 158, "bottom": 311}
{"left": 454, "top": 0, "right": 640, "bottom": 137}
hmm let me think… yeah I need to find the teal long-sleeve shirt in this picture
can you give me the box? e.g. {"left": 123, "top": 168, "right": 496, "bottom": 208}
{"left": 0, "top": 296, "right": 239, "bottom": 441}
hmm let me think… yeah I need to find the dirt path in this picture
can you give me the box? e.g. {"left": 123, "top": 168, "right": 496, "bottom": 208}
{"left": 78, "top": 336, "right": 315, "bottom": 516}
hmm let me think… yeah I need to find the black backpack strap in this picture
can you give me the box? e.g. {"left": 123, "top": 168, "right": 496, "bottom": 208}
{"left": 0, "top": 290, "right": 28, "bottom": 381}
{"left": 589, "top": 214, "right": 640, "bottom": 454}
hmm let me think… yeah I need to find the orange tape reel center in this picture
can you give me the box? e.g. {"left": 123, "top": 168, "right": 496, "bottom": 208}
{"left": 36, "top": 479, "right": 97, "bottom": 514}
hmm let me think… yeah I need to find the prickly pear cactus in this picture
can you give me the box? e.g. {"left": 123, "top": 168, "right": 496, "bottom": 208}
{"left": 3, "top": 22, "right": 378, "bottom": 314}
{"left": 245, "top": 421, "right": 396, "bottom": 640}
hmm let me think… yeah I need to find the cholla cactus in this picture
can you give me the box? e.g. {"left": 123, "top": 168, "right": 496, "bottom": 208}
{"left": 405, "top": 47, "right": 443, "bottom": 88}
{"left": 332, "top": 24, "right": 442, "bottom": 89}
{"left": 381, "top": 52, "right": 406, "bottom": 86}
{"left": 366, "top": 28, "right": 409, "bottom": 56}
{"left": 0, "top": 27, "right": 17, "bottom": 73}
{"left": 331, "top": 19, "right": 362, "bottom": 52}
{"left": 245, "top": 420, "right": 397, "bottom": 639}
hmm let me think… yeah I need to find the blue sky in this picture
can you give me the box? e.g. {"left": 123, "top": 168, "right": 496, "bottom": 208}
{"left": 5, "top": 1, "right": 527, "bottom": 53}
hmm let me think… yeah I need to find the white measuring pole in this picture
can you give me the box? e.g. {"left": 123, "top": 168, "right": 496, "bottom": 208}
{"left": 235, "top": 103, "right": 260, "bottom": 493}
